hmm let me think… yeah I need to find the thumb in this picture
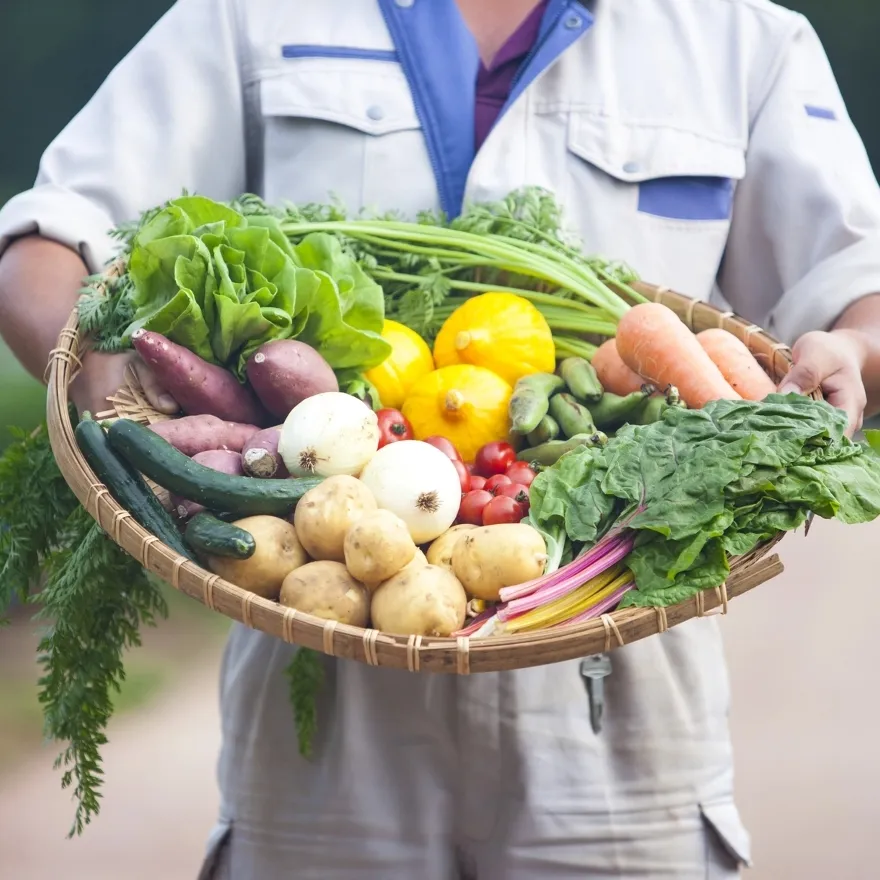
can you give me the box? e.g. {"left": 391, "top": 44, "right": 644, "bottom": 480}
{"left": 777, "top": 336, "right": 831, "bottom": 396}
{"left": 131, "top": 358, "right": 179, "bottom": 415}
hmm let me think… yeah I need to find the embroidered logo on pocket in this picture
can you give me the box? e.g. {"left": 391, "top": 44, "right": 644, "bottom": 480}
{"left": 637, "top": 176, "right": 734, "bottom": 222}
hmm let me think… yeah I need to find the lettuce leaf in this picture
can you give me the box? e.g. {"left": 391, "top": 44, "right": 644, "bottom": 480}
{"left": 123, "top": 196, "right": 389, "bottom": 378}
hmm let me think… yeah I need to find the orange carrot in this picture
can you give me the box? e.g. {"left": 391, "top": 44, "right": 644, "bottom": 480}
{"left": 695, "top": 329, "right": 777, "bottom": 401}
{"left": 615, "top": 303, "right": 741, "bottom": 409}
{"left": 592, "top": 338, "right": 645, "bottom": 395}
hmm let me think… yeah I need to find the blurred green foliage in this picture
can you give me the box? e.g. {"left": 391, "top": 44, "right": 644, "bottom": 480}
{"left": 0, "top": 0, "right": 876, "bottom": 446}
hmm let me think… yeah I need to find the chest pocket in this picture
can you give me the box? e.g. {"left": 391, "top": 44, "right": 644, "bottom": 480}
{"left": 563, "top": 112, "right": 746, "bottom": 300}
{"left": 257, "top": 61, "right": 436, "bottom": 217}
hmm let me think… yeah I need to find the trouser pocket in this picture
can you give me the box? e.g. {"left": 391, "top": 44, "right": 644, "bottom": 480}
{"left": 197, "top": 823, "right": 232, "bottom": 880}
{"left": 701, "top": 800, "right": 752, "bottom": 877}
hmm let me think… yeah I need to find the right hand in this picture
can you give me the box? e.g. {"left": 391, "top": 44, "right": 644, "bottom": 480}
{"left": 69, "top": 350, "right": 179, "bottom": 418}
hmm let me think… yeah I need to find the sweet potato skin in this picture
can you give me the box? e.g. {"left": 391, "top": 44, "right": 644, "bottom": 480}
{"left": 241, "top": 427, "right": 289, "bottom": 478}
{"left": 148, "top": 415, "right": 261, "bottom": 456}
{"left": 246, "top": 340, "right": 339, "bottom": 419}
{"left": 171, "top": 449, "right": 244, "bottom": 519}
{"left": 132, "top": 329, "right": 268, "bottom": 425}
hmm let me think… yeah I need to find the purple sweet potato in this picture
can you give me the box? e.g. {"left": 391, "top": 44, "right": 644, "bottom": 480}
{"left": 241, "top": 426, "right": 289, "bottom": 479}
{"left": 132, "top": 329, "right": 268, "bottom": 425}
{"left": 148, "top": 415, "right": 261, "bottom": 456}
{"left": 171, "top": 449, "right": 244, "bottom": 519}
{"left": 246, "top": 339, "right": 338, "bottom": 419}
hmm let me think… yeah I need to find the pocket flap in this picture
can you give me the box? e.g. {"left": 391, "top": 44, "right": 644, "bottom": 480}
{"left": 700, "top": 799, "right": 753, "bottom": 868}
{"left": 567, "top": 114, "right": 746, "bottom": 184}
{"left": 259, "top": 65, "right": 420, "bottom": 136}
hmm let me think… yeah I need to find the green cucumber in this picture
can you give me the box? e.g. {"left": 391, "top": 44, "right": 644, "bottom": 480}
{"left": 107, "top": 419, "right": 322, "bottom": 517}
{"left": 74, "top": 418, "right": 196, "bottom": 561}
{"left": 185, "top": 513, "right": 256, "bottom": 560}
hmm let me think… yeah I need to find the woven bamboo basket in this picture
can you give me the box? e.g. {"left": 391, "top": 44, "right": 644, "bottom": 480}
{"left": 45, "top": 280, "right": 807, "bottom": 674}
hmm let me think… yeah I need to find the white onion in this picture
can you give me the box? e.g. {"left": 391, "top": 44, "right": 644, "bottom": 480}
{"left": 358, "top": 440, "right": 462, "bottom": 544}
{"left": 279, "top": 392, "right": 380, "bottom": 477}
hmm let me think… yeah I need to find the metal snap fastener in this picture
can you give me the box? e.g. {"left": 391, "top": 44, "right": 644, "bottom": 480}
{"left": 564, "top": 14, "right": 582, "bottom": 29}
{"left": 395, "top": 0, "right": 415, "bottom": 7}
{"left": 623, "top": 161, "right": 640, "bottom": 174}
{"left": 366, "top": 105, "right": 385, "bottom": 121}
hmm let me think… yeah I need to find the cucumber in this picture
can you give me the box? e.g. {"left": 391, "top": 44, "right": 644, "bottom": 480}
{"left": 107, "top": 419, "right": 323, "bottom": 517}
{"left": 185, "top": 513, "right": 256, "bottom": 560}
{"left": 74, "top": 418, "right": 196, "bottom": 561}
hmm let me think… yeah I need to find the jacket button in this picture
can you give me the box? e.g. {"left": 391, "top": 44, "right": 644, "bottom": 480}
{"left": 367, "top": 105, "right": 385, "bottom": 121}
{"left": 395, "top": 0, "right": 415, "bottom": 7}
{"left": 564, "top": 14, "right": 583, "bottom": 29}
{"left": 623, "top": 161, "right": 641, "bottom": 173}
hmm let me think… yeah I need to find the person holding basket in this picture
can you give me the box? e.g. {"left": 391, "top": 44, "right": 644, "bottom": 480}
{"left": 1, "top": 1, "right": 879, "bottom": 877}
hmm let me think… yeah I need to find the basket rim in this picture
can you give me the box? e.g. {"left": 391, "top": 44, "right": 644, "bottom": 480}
{"left": 46, "top": 279, "right": 804, "bottom": 674}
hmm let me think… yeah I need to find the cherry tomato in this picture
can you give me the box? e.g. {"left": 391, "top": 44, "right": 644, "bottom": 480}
{"left": 469, "top": 475, "right": 487, "bottom": 492}
{"left": 505, "top": 461, "right": 537, "bottom": 487}
{"left": 474, "top": 441, "right": 516, "bottom": 477}
{"left": 423, "top": 435, "right": 462, "bottom": 461}
{"left": 458, "top": 489, "right": 493, "bottom": 525}
{"left": 376, "top": 409, "right": 413, "bottom": 448}
{"left": 484, "top": 474, "right": 513, "bottom": 495}
{"left": 451, "top": 459, "right": 471, "bottom": 494}
{"left": 465, "top": 462, "right": 476, "bottom": 475}
{"left": 497, "top": 482, "right": 530, "bottom": 515}
{"left": 482, "top": 495, "right": 525, "bottom": 525}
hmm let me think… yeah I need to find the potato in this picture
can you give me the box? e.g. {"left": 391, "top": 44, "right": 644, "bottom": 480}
{"left": 426, "top": 524, "right": 477, "bottom": 573}
{"left": 206, "top": 516, "right": 308, "bottom": 600}
{"left": 279, "top": 561, "right": 370, "bottom": 627}
{"left": 246, "top": 339, "right": 339, "bottom": 419}
{"left": 452, "top": 524, "right": 548, "bottom": 602}
{"left": 344, "top": 509, "right": 416, "bottom": 589}
{"left": 293, "top": 475, "right": 377, "bottom": 562}
{"left": 371, "top": 564, "right": 467, "bottom": 637}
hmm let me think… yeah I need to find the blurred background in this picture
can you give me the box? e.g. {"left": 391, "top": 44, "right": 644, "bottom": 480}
{"left": 0, "top": 2, "right": 878, "bottom": 878}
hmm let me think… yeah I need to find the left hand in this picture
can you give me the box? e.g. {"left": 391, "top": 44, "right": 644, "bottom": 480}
{"left": 777, "top": 329, "right": 868, "bottom": 436}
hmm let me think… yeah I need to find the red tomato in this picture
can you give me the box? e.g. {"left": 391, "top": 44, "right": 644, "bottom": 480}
{"left": 423, "top": 435, "right": 462, "bottom": 461}
{"left": 505, "top": 461, "right": 537, "bottom": 487}
{"left": 465, "top": 462, "right": 476, "bottom": 475}
{"left": 469, "top": 475, "right": 487, "bottom": 491}
{"left": 497, "top": 482, "right": 530, "bottom": 515}
{"left": 484, "top": 474, "right": 513, "bottom": 495}
{"left": 482, "top": 495, "right": 525, "bottom": 525}
{"left": 451, "top": 459, "right": 471, "bottom": 494}
{"left": 474, "top": 441, "right": 516, "bottom": 477}
{"left": 458, "top": 490, "right": 493, "bottom": 525}
{"left": 376, "top": 409, "right": 413, "bottom": 448}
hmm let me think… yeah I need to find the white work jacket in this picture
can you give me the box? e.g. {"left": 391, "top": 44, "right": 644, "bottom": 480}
{"left": 3, "top": 1, "right": 880, "bottom": 877}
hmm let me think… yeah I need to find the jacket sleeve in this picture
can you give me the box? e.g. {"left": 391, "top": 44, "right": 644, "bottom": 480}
{"left": 0, "top": 0, "right": 247, "bottom": 272}
{"left": 718, "top": 15, "right": 880, "bottom": 345}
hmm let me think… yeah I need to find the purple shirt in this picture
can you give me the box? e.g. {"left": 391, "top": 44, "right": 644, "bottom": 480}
{"left": 474, "top": 1, "right": 550, "bottom": 151}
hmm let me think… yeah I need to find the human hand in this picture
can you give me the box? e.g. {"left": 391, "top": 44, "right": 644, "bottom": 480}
{"left": 69, "top": 350, "right": 179, "bottom": 418}
{"left": 777, "top": 329, "right": 869, "bottom": 436}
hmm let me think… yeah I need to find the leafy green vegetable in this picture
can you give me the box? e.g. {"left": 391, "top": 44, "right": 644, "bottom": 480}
{"left": 284, "top": 648, "right": 324, "bottom": 760}
{"left": 528, "top": 394, "right": 880, "bottom": 607}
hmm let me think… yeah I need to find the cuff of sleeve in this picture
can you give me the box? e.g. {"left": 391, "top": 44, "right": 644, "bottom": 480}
{"left": 0, "top": 184, "right": 119, "bottom": 273}
{"left": 765, "top": 237, "right": 880, "bottom": 345}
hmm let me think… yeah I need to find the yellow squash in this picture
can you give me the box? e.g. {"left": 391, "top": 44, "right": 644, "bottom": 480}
{"left": 433, "top": 292, "right": 555, "bottom": 387}
{"left": 402, "top": 365, "right": 513, "bottom": 462}
{"left": 365, "top": 320, "right": 435, "bottom": 409}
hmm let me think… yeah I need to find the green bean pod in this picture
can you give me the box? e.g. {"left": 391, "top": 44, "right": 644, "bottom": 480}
{"left": 637, "top": 384, "right": 687, "bottom": 425}
{"left": 590, "top": 384, "right": 656, "bottom": 431}
{"left": 548, "top": 392, "right": 597, "bottom": 438}
{"left": 558, "top": 357, "right": 604, "bottom": 403}
{"left": 516, "top": 432, "right": 608, "bottom": 467}
{"left": 508, "top": 372, "right": 565, "bottom": 435}
{"left": 526, "top": 414, "right": 561, "bottom": 447}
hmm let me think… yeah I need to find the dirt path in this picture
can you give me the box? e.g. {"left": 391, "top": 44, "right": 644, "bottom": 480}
{"left": 0, "top": 649, "right": 223, "bottom": 880}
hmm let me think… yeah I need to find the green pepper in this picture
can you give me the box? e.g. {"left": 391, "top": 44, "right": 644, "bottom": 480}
{"left": 590, "top": 384, "right": 655, "bottom": 431}
{"left": 549, "top": 392, "right": 597, "bottom": 438}
{"left": 508, "top": 372, "right": 565, "bottom": 435}
{"left": 558, "top": 357, "right": 604, "bottom": 403}
{"left": 516, "top": 432, "right": 609, "bottom": 467}
{"left": 526, "top": 414, "right": 560, "bottom": 446}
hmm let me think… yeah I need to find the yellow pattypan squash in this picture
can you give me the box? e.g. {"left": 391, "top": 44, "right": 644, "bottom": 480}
{"left": 365, "top": 320, "right": 435, "bottom": 409}
{"left": 433, "top": 292, "right": 555, "bottom": 387}
{"left": 402, "top": 364, "right": 513, "bottom": 462}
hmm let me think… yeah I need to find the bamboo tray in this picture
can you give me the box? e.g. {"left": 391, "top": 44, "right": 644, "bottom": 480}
{"left": 45, "top": 281, "right": 804, "bottom": 674}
